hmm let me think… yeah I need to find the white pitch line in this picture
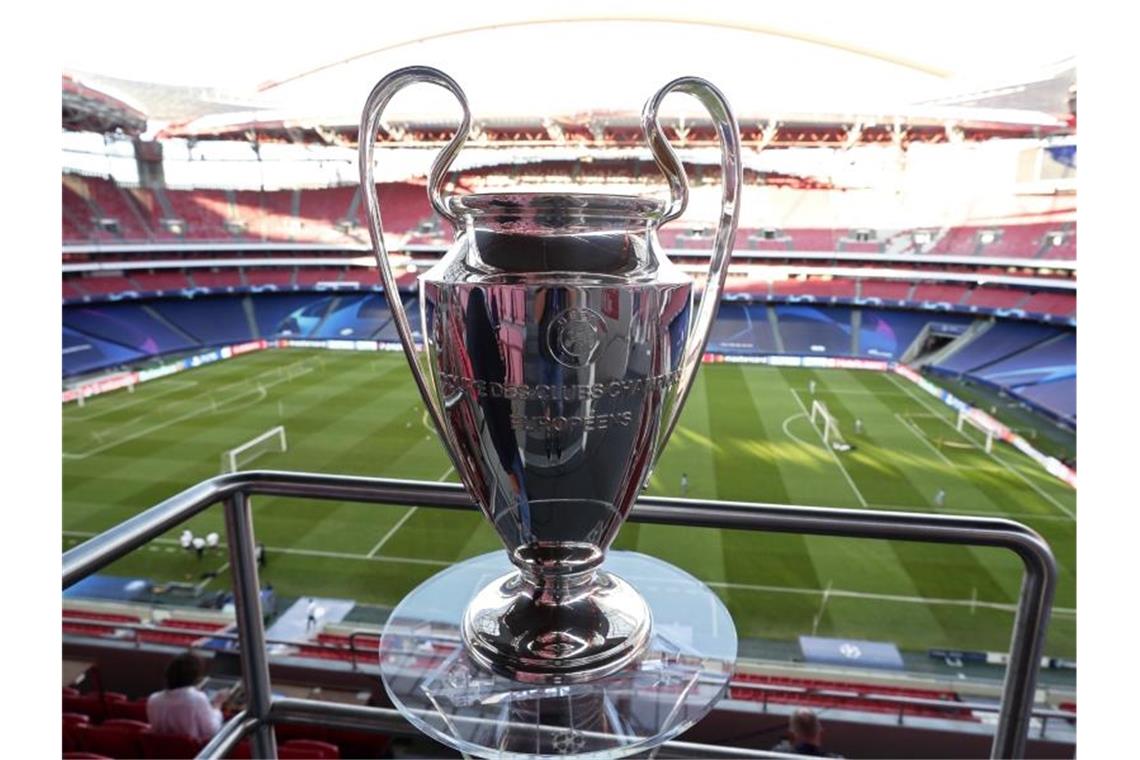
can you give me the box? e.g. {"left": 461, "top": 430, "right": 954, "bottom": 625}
{"left": 64, "top": 379, "right": 200, "bottom": 422}
{"left": 886, "top": 373, "right": 1075, "bottom": 521}
{"left": 788, "top": 388, "right": 868, "bottom": 507}
{"left": 705, "top": 579, "right": 1077, "bottom": 617}
{"left": 812, "top": 579, "right": 833, "bottom": 635}
{"left": 366, "top": 465, "right": 455, "bottom": 558}
{"left": 894, "top": 412, "right": 956, "bottom": 467}
{"left": 794, "top": 388, "right": 911, "bottom": 397}
{"left": 780, "top": 412, "right": 817, "bottom": 450}
{"left": 61, "top": 530, "right": 450, "bottom": 568}
{"left": 63, "top": 386, "right": 268, "bottom": 460}
{"left": 64, "top": 357, "right": 320, "bottom": 460}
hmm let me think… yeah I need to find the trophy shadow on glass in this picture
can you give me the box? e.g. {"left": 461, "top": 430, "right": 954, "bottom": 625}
{"left": 361, "top": 66, "right": 742, "bottom": 758}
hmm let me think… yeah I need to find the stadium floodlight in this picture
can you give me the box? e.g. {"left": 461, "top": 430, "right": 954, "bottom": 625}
{"left": 956, "top": 410, "right": 995, "bottom": 453}
{"left": 810, "top": 399, "right": 852, "bottom": 451}
{"left": 221, "top": 426, "right": 287, "bottom": 474}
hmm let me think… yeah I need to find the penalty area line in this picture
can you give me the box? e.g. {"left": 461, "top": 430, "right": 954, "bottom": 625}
{"left": 366, "top": 465, "right": 455, "bottom": 558}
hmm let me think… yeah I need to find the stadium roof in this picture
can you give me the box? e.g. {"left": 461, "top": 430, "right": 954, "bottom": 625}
{"left": 61, "top": 3, "right": 1075, "bottom": 137}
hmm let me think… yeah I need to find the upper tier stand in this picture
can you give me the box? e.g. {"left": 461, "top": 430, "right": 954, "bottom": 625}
{"left": 379, "top": 550, "right": 738, "bottom": 760}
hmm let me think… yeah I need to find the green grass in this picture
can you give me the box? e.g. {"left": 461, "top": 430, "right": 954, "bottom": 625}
{"left": 62, "top": 349, "right": 1076, "bottom": 658}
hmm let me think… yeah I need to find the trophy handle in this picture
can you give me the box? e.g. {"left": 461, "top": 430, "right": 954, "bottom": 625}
{"left": 641, "top": 77, "right": 743, "bottom": 454}
{"left": 359, "top": 65, "right": 471, "bottom": 444}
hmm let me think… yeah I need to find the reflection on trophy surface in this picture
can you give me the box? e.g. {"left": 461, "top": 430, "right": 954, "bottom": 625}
{"left": 361, "top": 66, "right": 741, "bottom": 686}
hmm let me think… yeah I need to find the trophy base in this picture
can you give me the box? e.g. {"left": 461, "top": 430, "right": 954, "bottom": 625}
{"left": 461, "top": 567, "right": 652, "bottom": 684}
{"left": 379, "top": 551, "right": 737, "bottom": 760}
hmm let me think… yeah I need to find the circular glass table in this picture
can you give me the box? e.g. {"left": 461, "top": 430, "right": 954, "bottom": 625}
{"left": 379, "top": 551, "right": 737, "bottom": 759}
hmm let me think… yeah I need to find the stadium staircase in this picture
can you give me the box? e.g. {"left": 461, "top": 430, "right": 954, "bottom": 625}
{"left": 241, "top": 296, "right": 261, "bottom": 339}
{"left": 766, "top": 307, "right": 786, "bottom": 353}
{"left": 140, "top": 303, "right": 202, "bottom": 346}
{"left": 911, "top": 319, "right": 994, "bottom": 368}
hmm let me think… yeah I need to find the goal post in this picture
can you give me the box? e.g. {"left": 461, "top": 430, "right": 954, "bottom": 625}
{"left": 956, "top": 409, "right": 994, "bottom": 453}
{"left": 810, "top": 400, "right": 851, "bottom": 452}
{"left": 221, "top": 426, "right": 287, "bottom": 473}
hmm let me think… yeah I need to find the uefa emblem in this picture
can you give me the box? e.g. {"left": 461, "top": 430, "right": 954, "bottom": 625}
{"left": 548, "top": 308, "right": 606, "bottom": 368}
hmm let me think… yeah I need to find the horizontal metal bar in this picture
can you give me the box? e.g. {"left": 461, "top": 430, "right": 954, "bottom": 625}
{"left": 268, "top": 697, "right": 792, "bottom": 759}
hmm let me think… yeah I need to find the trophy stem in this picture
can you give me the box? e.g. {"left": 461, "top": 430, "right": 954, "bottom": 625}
{"left": 461, "top": 562, "right": 653, "bottom": 684}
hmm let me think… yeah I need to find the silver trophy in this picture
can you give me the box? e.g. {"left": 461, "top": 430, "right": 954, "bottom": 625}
{"left": 361, "top": 66, "right": 740, "bottom": 685}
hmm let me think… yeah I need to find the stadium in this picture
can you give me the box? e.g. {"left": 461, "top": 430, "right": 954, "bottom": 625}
{"left": 60, "top": 10, "right": 1077, "bottom": 760}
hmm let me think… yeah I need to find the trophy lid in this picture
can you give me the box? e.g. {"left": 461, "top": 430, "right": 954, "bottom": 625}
{"left": 448, "top": 192, "right": 667, "bottom": 235}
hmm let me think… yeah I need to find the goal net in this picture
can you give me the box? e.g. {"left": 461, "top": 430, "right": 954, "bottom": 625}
{"left": 810, "top": 400, "right": 852, "bottom": 452}
{"left": 221, "top": 426, "right": 287, "bottom": 473}
{"left": 956, "top": 410, "right": 995, "bottom": 453}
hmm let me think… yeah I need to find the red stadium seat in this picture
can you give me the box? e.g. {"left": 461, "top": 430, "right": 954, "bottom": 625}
{"left": 107, "top": 698, "right": 150, "bottom": 722}
{"left": 325, "top": 727, "right": 392, "bottom": 758}
{"left": 280, "top": 739, "right": 341, "bottom": 759}
{"left": 139, "top": 730, "right": 205, "bottom": 759}
{"left": 63, "top": 713, "right": 91, "bottom": 753}
{"left": 63, "top": 694, "right": 107, "bottom": 722}
{"left": 76, "top": 723, "right": 146, "bottom": 759}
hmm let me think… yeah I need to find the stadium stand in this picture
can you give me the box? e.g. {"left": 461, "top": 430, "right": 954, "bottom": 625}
{"left": 188, "top": 269, "right": 244, "bottom": 290}
{"left": 353, "top": 182, "right": 433, "bottom": 232}
{"left": 63, "top": 326, "right": 146, "bottom": 376}
{"left": 63, "top": 279, "right": 89, "bottom": 300}
{"left": 707, "top": 303, "right": 780, "bottom": 354}
{"left": 295, "top": 268, "right": 345, "bottom": 287}
{"left": 63, "top": 182, "right": 94, "bottom": 241}
{"left": 149, "top": 296, "right": 254, "bottom": 347}
{"left": 774, "top": 305, "right": 853, "bottom": 355}
{"left": 1020, "top": 291, "right": 1076, "bottom": 316}
{"left": 858, "top": 279, "right": 912, "bottom": 301}
{"left": 1016, "top": 377, "right": 1076, "bottom": 420}
{"left": 786, "top": 228, "right": 840, "bottom": 252}
{"left": 164, "top": 189, "right": 231, "bottom": 240}
{"left": 77, "top": 275, "right": 140, "bottom": 296}
{"left": 310, "top": 294, "right": 394, "bottom": 339}
{"left": 858, "top": 310, "right": 971, "bottom": 360}
{"left": 962, "top": 286, "right": 1028, "bottom": 310}
{"left": 374, "top": 298, "right": 423, "bottom": 341}
{"left": 63, "top": 304, "right": 201, "bottom": 356}
{"left": 78, "top": 176, "right": 153, "bottom": 240}
{"left": 976, "top": 223, "right": 1052, "bottom": 258}
{"left": 933, "top": 321, "right": 1061, "bottom": 374}
{"left": 977, "top": 332, "right": 1075, "bottom": 388}
{"left": 250, "top": 293, "right": 326, "bottom": 338}
{"left": 244, "top": 268, "right": 296, "bottom": 288}
{"left": 1039, "top": 227, "right": 1076, "bottom": 260}
{"left": 130, "top": 272, "right": 193, "bottom": 294}
{"left": 911, "top": 283, "right": 970, "bottom": 305}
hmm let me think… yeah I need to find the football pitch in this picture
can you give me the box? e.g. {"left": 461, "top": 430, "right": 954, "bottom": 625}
{"left": 62, "top": 349, "right": 1077, "bottom": 658}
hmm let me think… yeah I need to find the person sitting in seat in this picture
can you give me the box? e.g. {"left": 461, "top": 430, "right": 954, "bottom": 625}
{"left": 772, "top": 708, "right": 841, "bottom": 757}
{"left": 146, "top": 652, "right": 224, "bottom": 742}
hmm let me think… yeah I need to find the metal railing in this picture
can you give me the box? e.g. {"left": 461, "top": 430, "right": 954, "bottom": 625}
{"left": 61, "top": 471, "right": 1057, "bottom": 759}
